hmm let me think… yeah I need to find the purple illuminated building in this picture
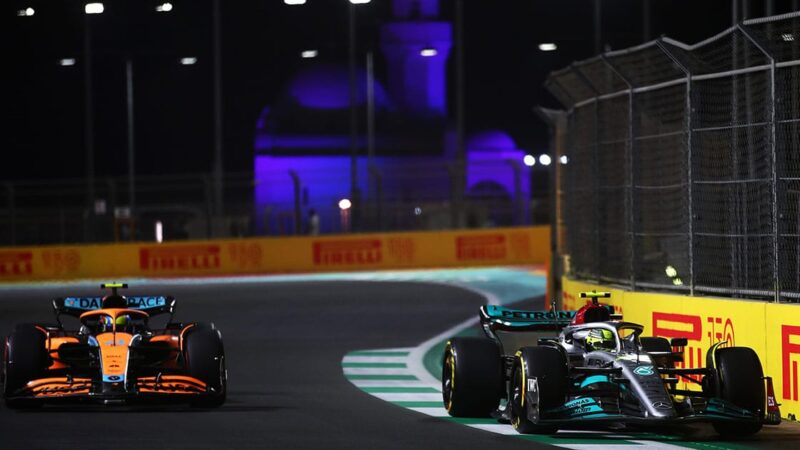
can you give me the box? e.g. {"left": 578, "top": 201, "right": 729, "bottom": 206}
{"left": 254, "top": 0, "right": 529, "bottom": 234}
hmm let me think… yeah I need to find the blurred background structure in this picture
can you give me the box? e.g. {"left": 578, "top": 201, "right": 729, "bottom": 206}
{"left": 3, "top": 1, "right": 798, "bottom": 246}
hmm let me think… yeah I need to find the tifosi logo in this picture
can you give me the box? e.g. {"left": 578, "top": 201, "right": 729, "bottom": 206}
{"left": 312, "top": 240, "right": 381, "bottom": 266}
{"left": 0, "top": 251, "right": 33, "bottom": 277}
{"left": 456, "top": 235, "right": 506, "bottom": 261}
{"left": 782, "top": 325, "right": 800, "bottom": 401}
{"left": 139, "top": 245, "right": 221, "bottom": 271}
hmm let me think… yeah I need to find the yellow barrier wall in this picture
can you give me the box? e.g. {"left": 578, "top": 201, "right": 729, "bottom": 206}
{"left": 563, "top": 277, "right": 799, "bottom": 420}
{"left": 0, "top": 226, "right": 550, "bottom": 282}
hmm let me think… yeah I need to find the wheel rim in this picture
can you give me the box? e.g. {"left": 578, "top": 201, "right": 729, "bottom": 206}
{"left": 442, "top": 349, "right": 456, "bottom": 411}
{"left": 511, "top": 365, "right": 524, "bottom": 428}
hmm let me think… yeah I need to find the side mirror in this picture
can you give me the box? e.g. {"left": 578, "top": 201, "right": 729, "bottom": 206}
{"left": 670, "top": 338, "right": 688, "bottom": 347}
{"left": 573, "top": 330, "right": 590, "bottom": 341}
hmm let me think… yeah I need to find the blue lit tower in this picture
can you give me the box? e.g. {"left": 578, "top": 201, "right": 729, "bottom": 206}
{"left": 380, "top": 0, "right": 452, "bottom": 117}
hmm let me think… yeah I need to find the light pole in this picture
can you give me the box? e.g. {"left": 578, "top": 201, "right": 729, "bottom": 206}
{"left": 348, "top": 0, "right": 371, "bottom": 232}
{"left": 83, "top": 2, "right": 103, "bottom": 241}
{"left": 212, "top": 0, "right": 224, "bottom": 220}
{"left": 454, "top": 0, "right": 466, "bottom": 228}
{"left": 593, "top": 0, "right": 602, "bottom": 54}
{"left": 286, "top": 0, "right": 370, "bottom": 232}
{"left": 125, "top": 58, "right": 135, "bottom": 225}
{"left": 349, "top": 2, "right": 358, "bottom": 231}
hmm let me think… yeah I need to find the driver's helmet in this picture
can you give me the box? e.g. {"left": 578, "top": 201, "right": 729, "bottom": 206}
{"left": 99, "top": 315, "right": 114, "bottom": 332}
{"left": 99, "top": 314, "right": 130, "bottom": 332}
{"left": 585, "top": 328, "right": 615, "bottom": 352}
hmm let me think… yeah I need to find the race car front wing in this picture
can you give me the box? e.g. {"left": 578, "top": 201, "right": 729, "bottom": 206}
{"left": 7, "top": 374, "right": 214, "bottom": 403}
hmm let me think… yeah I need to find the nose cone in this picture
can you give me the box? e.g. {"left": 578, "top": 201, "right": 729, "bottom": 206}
{"left": 626, "top": 364, "right": 677, "bottom": 418}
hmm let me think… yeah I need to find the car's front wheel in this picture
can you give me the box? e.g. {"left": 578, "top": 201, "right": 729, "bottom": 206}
{"left": 4, "top": 325, "right": 48, "bottom": 409}
{"left": 711, "top": 347, "right": 764, "bottom": 437}
{"left": 183, "top": 323, "right": 226, "bottom": 408}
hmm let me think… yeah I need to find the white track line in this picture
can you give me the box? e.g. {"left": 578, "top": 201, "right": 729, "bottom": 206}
{"left": 349, "top": 380, "right": 430, "bottom": 388}
{"left": 406, "top": 406, "right": 449, "bottom": 417}
{"left": 371, "top": 393, "right": 443, "bottom": 402}
{"left": 342, "top": 367, "right": 414, "bottom": 375}
{"left": 341, "top": 356, "right": 408, "bottom": 364}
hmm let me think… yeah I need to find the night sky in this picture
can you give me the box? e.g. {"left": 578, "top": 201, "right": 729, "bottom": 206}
{"left": 3, "top": 0, "right": 787, "bottom": 182}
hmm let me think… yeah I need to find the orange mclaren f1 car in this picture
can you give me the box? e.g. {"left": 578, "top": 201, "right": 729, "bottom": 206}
{"left": 2, "top": 283, "right": 226, "bottom": 408}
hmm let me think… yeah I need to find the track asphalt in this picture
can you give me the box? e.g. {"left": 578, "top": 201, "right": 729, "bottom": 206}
{"left": 0, "top": 270, "right": 797, "bottom": 449}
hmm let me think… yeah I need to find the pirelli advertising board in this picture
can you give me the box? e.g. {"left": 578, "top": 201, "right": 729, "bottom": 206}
{"left": 562, "top": 277, "right": 800, "bottom": 421}
{"left": 0, "top": 226, "right": 550, "bottom": 282}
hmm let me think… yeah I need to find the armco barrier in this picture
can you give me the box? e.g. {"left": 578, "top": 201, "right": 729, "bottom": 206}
{"left": 0, "top": 226, "right": 550, "bottom": 282}
{"left": 563, "top": 277, "right": 800, "bottom": 420}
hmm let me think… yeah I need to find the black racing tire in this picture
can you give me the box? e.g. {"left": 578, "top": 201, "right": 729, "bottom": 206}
{"left": 442, "top": 337, "right": 503, "bottom": 417}
{"left": 640, "top": 337, "right": 672, "bottom": 353}
{"left": 184, "top": 323, "right": 227, "bottom": 408}
{"left": 4, "top": 325, "right": 48, "bottom": 409}
{"left": 712, "top": 347, "right": 764, "bottom": 437}
{"left": 510, "top": 346, "right": 567, "bottom": 434}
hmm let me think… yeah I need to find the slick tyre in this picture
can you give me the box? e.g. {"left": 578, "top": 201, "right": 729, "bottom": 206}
{"left": 4, "top": 325, "right": 48, "bottom": 409}
{"left": 184, "top": 323, "right": 227, "bottom": 408}
{"left": 510, "top": 346, "right": 567, "bottom": 435}
{"left": 442, "top": 338, "right": 502, "bottom": 417}
{"left": 712, "top": 347, "right": 764, "bottom": 437}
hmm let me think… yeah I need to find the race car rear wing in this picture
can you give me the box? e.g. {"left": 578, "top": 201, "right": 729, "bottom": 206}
{"left": 52, "top": 296, "right": 176, "bottom": 320}
{"left": 480, "top": 305, "right": 576, "bottom": 333}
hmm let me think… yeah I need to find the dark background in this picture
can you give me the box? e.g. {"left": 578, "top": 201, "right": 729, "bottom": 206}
{"left": 1, "top": 1, "right": 781, "bottom": 181}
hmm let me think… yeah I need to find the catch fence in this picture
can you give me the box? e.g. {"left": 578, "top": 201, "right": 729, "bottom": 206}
{"left": 546, "top": 12, "right": 800, "bottom": 302}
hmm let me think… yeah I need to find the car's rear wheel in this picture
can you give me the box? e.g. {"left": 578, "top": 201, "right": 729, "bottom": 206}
{"left": 184, "top": 323, "right": 226, "bottom": 408}
{"left": 712, "top": 347, "right": 764, "bottom": 437}
{"left": 441, "top": 337, "right": 503, "bottom": 417}
{"left": 510, "top": 346, "right": 566, "bottom": 434}
{"left": 4, "top": 325, "right": 48, "bottom": 409}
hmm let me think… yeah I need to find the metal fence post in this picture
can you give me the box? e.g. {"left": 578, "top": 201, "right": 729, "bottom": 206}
{"left": 6, "top": 183, "right": 15, "bottom": 246}
{"left": 288, "top": 170, "right": 302, "bottom": 235}
{"left": 601, "top": 55, "right": 636, "bottom": 290}
{"left": 657, "top": 40, "right": 695, "bottom": 296}
{"left": 738, "top": 24, "right": 780, "bottom": 302}
{"left": 506, "top": 160, "right": 523, "bottom": 225}
{"left": 368, "top": 165, "right": 383, "bottom": 231}
{"left": 570, "top": 64, "right": 602, "bottom": 282}
{"left": 203, "top": 174, "right": 213, "bottom": 238}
